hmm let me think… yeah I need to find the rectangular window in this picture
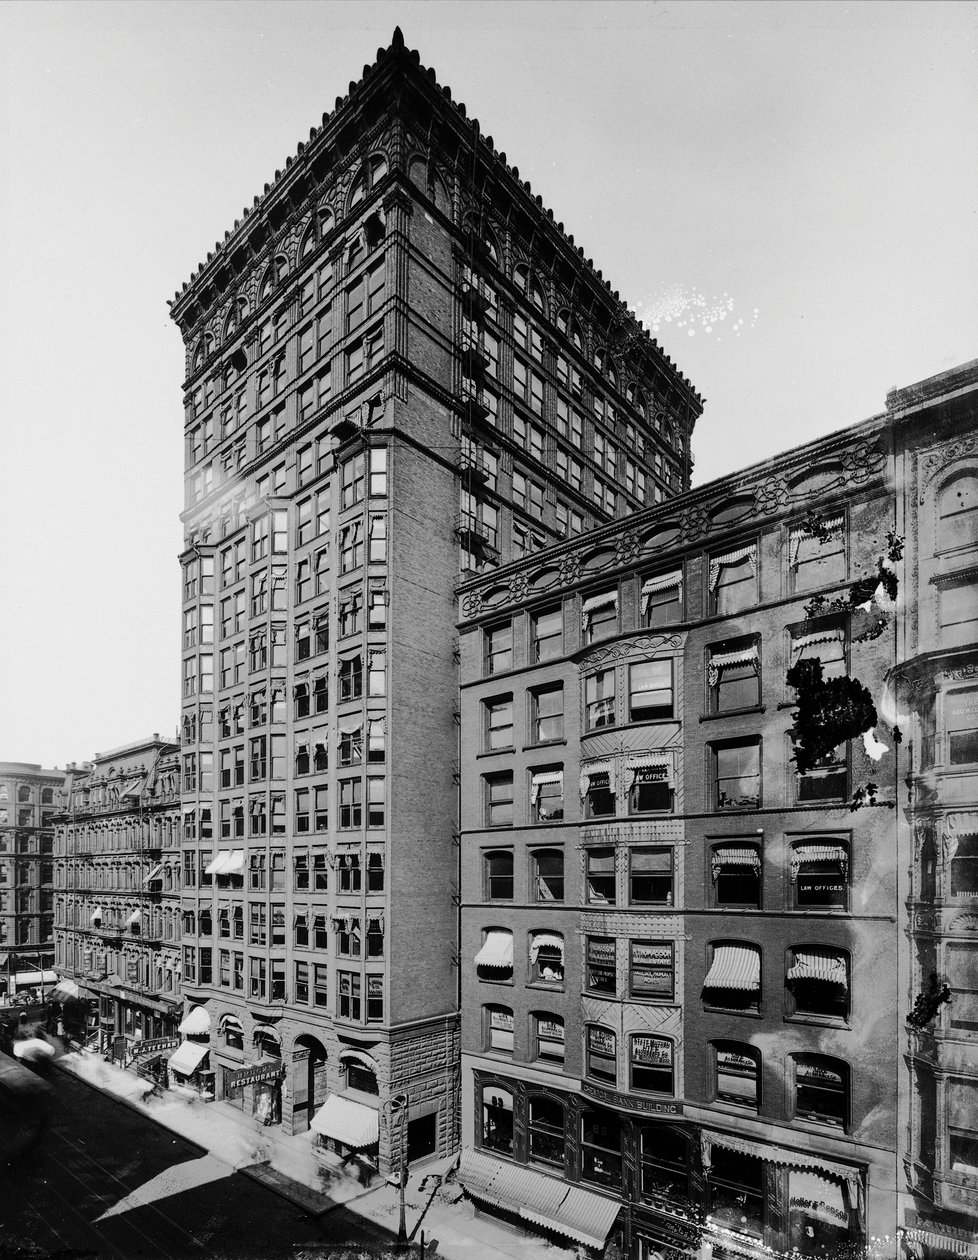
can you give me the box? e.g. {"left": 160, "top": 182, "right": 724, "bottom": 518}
{"left": 630, "top": 943, "right": 674, "bottom": 1001}
{"left": 713, "top": 740, "right": 761, "bottom": 810}
{"left": 790, "top": 518, "right": 846, "bottom": 593}
{"left": 716, "top": 1048, "right": 759, "bottom": 1110}
{"left": 338, "top": 971, "right": 361, "bottom": 1020}
{"left": 586, "top": 1025, "right": 616, "bottom": 1082}
{"left": 531, "top": 770, "right": 563, "bottom": 822}
{"left": 948, "top": 688, "right": 978, "bottom": 765}
{"left": 294, "top": 961, "right": 309, "bottom": 1004}
{"left": 485, "top": 773, "right": 514, "bottom": 828}
{"left": 710, "top": 641, "right": 760, "bottom": 712}
{"left": 711, "top": 547, "right": 757, "bottom": 615}
{"left": 534, "top": 1015, "right": 565, "bottom": 1063}
{"left": 629, "top": 848, "right": 673, "bottom": 904}
{"left": 530, "top": 686, "right": 563, "bottom": 743}
{"left": 629, "top": 660, "right": 674, "bottom": 721}
{"left": 586, "top": 849, "right": 616, "bottom": 903}
{"left": 712, "top": 843, "right": 763, "bottom": 907}
{"left": 792, "top": 841, "right": 848, "bottom": 909}
{"left": 531, "top": 607, "right": 562, "bottom": 661}
{"left": 630, "top": 1034, "right": 673, "bottom": 1094}
{"left": 485, "top": 697, "right": 514, "bottom": 751}
{"left": 585, "top": 670, "right": 615, "bottom": 729}
{"left": 485, "top": 623, "right": 513, "bottom": 675}
{"left": 339, "top": 779, "right": 362, "bottom": 829}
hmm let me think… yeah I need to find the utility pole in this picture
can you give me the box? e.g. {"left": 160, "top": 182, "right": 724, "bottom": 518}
{"left": 385, "top": 1091, "right": 410, "bottom": 1247}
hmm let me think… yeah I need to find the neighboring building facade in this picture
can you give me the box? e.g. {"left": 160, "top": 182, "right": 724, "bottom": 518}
{"left": 888, "top": 362, "right": 978, "bottom": 1259}
{"left": 0, "top": 761, "right": 62, "bottom": 992}
{"left": 167, "top": 28, "right": 699, "bottom": 1170}
{"left": 456, "top": 361, "right": 978, "bottom": 1258}
{"left": 53, "top": 737, "right": 183, "bottom": 1058}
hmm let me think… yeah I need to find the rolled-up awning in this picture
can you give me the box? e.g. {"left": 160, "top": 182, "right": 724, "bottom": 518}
{"left": 178, "top": 1005, "right": 211, "bottom": 1035}
{"left": 530, "top": 771, "right": 562, "bottom": 804}
{"left": 456, "top": 1149, "right": 620, "bottom": 1249}
{"left": 310, "top": 1094, "right": 379, "bottom": 1148}
{"left": 339, "top": 1049, "right": 377, "bottom": 1073}
{"left": 790, "top": 844, "right": 848, "bottom": 878}
{"left": 711, "top": 846, "right": 762, "bottom": 878}
{"left": 709, "top": 544, "right": 757, "bottom": 589}
{"left": 581, "top": 591, "right": 617, "bottom": 630}
{"left": 708, "top": 644, "right": 759, "bottom": 686}
{"left": 787, "top": 948, "right": 847, "bottom": 990}
{"left": 703, "top": 944, "right": 760, "bottom": 992}
{"left": 529, "top": 932, "right": 564, "bottom": 965}
{"left": 168, "top": 1040, "right": 209, "bottom": 1076}
{"left": 475, "top": 930, "right": 513, "bottom": 969}
{"left": 579, "top": 761, "right": 616, "bottom": 799}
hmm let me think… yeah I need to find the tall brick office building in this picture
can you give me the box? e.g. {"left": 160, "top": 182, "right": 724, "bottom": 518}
{"left": 168, "top": 29, "right": 698, "bottom": 1170}
{"left": 0, "top": 761, "right": 61, "bottom": 992}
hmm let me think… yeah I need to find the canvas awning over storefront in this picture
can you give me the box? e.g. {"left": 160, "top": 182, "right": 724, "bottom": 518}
{"left": 456, "top": 1149, "right": 620, "bottom": 1249}
{"left": 310, "top": 1095, "right": 379, "bottom": 1148}
{"left": 178, "top": 1005, "right": 210, "bottom": 1035}
{"left": 167, "top": 1040, "right": 209, "bottom": 1076}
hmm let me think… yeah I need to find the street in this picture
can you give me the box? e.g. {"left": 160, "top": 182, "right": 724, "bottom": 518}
{"left": 0, "top": 1067, "right": 401, "bottom": 1260}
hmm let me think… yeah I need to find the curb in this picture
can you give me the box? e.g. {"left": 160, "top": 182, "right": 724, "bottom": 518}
{"left": 53, "top": 1055, "right": 209, "bottom": 1159}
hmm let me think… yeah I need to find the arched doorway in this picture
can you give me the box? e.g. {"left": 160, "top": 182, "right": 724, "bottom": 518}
{"left": 292, "top": 1033, "right": 328, "bottom": 1133}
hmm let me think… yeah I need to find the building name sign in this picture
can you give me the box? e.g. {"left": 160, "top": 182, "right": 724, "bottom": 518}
{"left": 226, "top": 1062, "right": 285, "bottom": 1089}
{"left": 581, "top": 1080, "right": 682, "bottom": 1115}
{"left": 132, "top": 1036, "right": 180, "bottom": 1059}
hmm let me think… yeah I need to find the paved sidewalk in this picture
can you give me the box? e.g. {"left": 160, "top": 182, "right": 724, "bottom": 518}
{"left": 54, "top": 1047, "right": 576, "bottom": 1260}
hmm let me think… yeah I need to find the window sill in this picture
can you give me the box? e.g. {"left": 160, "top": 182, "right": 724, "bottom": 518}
{"left": 702, "top": 1005, "right": 762, "bottom": 1018}
{"left": 522, "top": 739, "right": 567, "bottom": 752}
{"left": 700, "top": 707, "right": 766, "bottom": 723}
{"left": 526, "top": 982, "right": 565, "bottom": 994}
{"left": 477, "top": 749, "right": 514, "bottom": 759}
{"left": 785, "top": 1013, "right": 850, "bottom": 1029}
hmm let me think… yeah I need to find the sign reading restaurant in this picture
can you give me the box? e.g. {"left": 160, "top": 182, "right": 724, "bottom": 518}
{"left": 226, "top": 1061, "right": 286, "bottom": 1089}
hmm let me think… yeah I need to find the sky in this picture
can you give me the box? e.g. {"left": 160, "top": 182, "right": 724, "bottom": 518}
{"left": 1, "top": 0, "right": 975, "bottom": 768}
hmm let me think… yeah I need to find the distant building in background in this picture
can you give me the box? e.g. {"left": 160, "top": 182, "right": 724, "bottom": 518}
{"left": 0, "top": 761, "right": 62, "bottom": 996}
{"left": 167, "top": 27, "right": 698, "bottom": 1172}
{"left": 52, "top": 737, "right": 183, "bottom": 1062}
{"left": 456, "top": 361, "right": 978, "bottom": 1259}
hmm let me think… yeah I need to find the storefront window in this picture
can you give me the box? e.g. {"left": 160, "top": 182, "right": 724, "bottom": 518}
{"left": 481, "top": 1086, "right": 514, "bottom": 1154}
{"left": 581, "top": 1108, "right": 622, "bottom": 1191}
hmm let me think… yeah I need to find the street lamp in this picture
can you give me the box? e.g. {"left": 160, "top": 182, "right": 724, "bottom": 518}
{"left": 383, "top": 1091, "right": 410, "bottom": 1247}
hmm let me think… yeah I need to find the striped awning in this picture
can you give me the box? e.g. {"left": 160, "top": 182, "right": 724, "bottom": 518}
{"left": 456, "top": 1150, "right": 620, "bottom": 1249}
{"left": 787, "top": 948, "right": 847, "bottom": 990}
{"left": 310, "top": 1095, "right": 379, "bottom": 1148}
{"left": 581, "top": 591, "right": 617, "bottom": 629}
{"left": 790, "top": 844, "right": 848, "bottom": 879}
{"left": 530, "top": 771, "right": 563, "bottom": 804}
{"left": 178, "top": 1005, "right": 211, "bottom": 1035}
{"left": 709, "top": 644, "right": 758, "bottom": 686}
{"left": 709, "top": 544, "right": 757, "bottom": 589}
{"left": 701, "top": 1130, "right": 862, "bottom": 1200}
{"left": 703, "top": 944, "right": 760, "bottom": 992}
{"left": 168, "top": 1040, "right": 209, "bottom": 1076}
{"left": 529, "top": 932, "right": 564, "bottom": 964}
{"left": 792, "top": 628, "right": 845, "bottom": 654}
{"left": 641, "top": 570, "right": 682, "bottom": 597}
{"left": 579, "top": 761, "right": 616, "bottom": 799}
{"left": 339, "top": 1049, "right": 378, "bottom": 1073}
{"left": 904, "top": 1227, "right": 978, "bottom": 1259}
{"left": 475, "top": 930, "right": 513, "bottom": 969}
{"left": 711, "top": 847, "right": 761, "bottom": 878}
{"left": 142, "top": 864, "right": 163, "bottom": 884}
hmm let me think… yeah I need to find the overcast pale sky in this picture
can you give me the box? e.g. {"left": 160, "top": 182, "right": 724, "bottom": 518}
{"left": 1, "top": 0, "right": 975, "bottom": 768}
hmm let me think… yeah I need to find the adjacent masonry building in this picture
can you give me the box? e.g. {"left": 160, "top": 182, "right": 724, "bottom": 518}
{"left": 0, "top": 761, "right": 62, "bottom": 992}
{"left": 167, "top": 28, "right": 698, "bottom": 1170}
{"left": 456, "top": 361, "right": 978, "bottom": 1259}
{"left": 52, "top": 738, "right": 183, "bottom": 1056}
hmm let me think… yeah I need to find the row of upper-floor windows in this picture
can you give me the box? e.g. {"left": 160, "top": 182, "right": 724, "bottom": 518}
{"left": 477, "top": 838, "right": 850, "bottom": 911}
{"left": 182, "top": 902, "right": 384, "bottom": 959}
{"left": 179, "top": 847, "right": 381, "bottom": 895}
{"left": 475, "top": 931, "right": 853, "bottom": 1028}
{"left": 0, "top": 785, "right": 56, "bottom": 805}
{"left": 0, "top": 833, "right": 54, "bottom": 855}
{"left": 184, "top": 635, "right": 386, "bottom": 702}
{"left": 479, "top": 730, "right": 853, "bottom": 827}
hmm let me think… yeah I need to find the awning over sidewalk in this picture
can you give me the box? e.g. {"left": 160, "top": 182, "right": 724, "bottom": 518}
{"left": 51, "top": 979, "right": 81, "bottom": 999}
{"left": 456, "top": 1149, "right": 620, "bottom": 1249}
{"left": 167, "top": 1040, "right": 209, "bottom": 1076}
{"left": 12, "top": 970, "right": 58, "bottom": 987}
{"left": 310, "top": 1095, "right": 379, "bottom": 1148}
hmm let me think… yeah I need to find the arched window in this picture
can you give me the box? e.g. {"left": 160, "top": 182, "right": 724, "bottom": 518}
{"left": 529, "top": 931, "right": 564, "bottom": 985}
{"left": 475, "top": 928, "right": 513, "bottom": 980}
{"left": 556, "top": 308, "right": 584, "bottom": 351}
{"left": 220, "top": 1014, "right": 243, "bottom": 1051}
{"left": 484, "top": 850, "right": 513, "bottom": 900}
{"left": 527, "top": 1095, "right": 565, "bottom": 1167}
{"left": 349, "top": 153, "right": 389, "bottom": 210}
{"left": 481, "top": 1085, "right": 513, "bottom": 1154}
{"left": 792, "top": 1054, "right": 848, "bottom": 1129}
{"left": 626, "top": 382, "right": 648, "bottom": 418}
{"left": 786, "top": 945, "right": 849, "bottom": 1020}
{"left": 594, "top": 347, "right": 617, "bottom": 386}
{"left": 513, "top": 262, "right": 530, "bottom": 296}
{"left": 937, "top": 472, "right": 978, "bottom": 554}
{"left": 528, "top": 274, "right": 546, "bottom": 314}
{"left": 712, "top": 1041, "right": 760, "bottom": 1111}
{"left": 341, "top": 1051, "right": 379, "bottom": 1094}
{"left": 702, "top": 941, "right": 761, "bottom": 1012}
{"left": 531, "top": 1012, "right": 564, "bottom": 1063}
{"left": 483, "top": 1004, "right": 514, "bottom": 1054}
{"left": 17, "top": 786, "right": 32, "bottom": 802}
{"left": 639, "top": 1125, "right": 690, "bottom": 1202}
{"left": 253, "top": 1025, "right": 281, "bottom": 1059}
